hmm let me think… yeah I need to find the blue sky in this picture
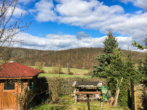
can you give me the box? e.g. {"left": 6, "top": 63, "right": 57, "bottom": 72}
{"left": 10, "top": 0, "right": 147, "bottom": 51}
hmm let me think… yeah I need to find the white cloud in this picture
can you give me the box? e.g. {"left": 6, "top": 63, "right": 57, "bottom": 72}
{"left": 34, "top": 0, "right": 57, "bottom": 22}
{"left": 119, "top": 0, "right": 147, "bottom": 11}
{"left": 30, "top": 0, "right": 147, "bottom": 34}
{"left": 55, "top": 0, "right": 100, "bottom": 17}
{"left": 7, "top": 6, "right": 27, "bottom": 17}
{"left": 28, "top": 0, "right": 147, "bottom": 51}
{"left": 55, "top": 0, "right": 147, "bottom": 44}
{"left": 56, "top": 0, "right": 124, "bottom": 26}
{"left": 11, "top": 32, "right": 143, "bottom": 52}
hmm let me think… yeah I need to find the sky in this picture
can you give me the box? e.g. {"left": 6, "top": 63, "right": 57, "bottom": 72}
{"left": 9, "top": 0, "right": 147, "bottom": 51}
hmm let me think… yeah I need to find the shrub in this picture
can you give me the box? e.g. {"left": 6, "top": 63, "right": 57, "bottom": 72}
{"left": 48, "top": 67, "right": 63, "bottom": 74}
{"left": 68, "top": 72, "right": 73, "bottom": 75}
{"left": 84, "top": 70, "right": 93, "bottom": 76}
{"left": 46, "top": 77, "right": 107, "bottom": 102}
{"left": 66, "top": 68, "right": 74, "bottom": 75}
{"left": 35, "top": 62, "right": 44, "bottom": 73}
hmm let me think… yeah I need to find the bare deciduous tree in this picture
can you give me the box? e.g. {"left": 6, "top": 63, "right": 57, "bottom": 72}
{"left": 0, "top": 0, "right": 31, "bottom": 109}
{"left": 0, "top": 0, "right": 31, "bottom": 59}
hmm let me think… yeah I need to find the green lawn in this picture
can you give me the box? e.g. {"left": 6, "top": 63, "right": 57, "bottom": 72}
{"left": 33, "top": 95, "right": 124, "bottom": 110}
{"left": 31, "top": 66, "right": 90, "bottom": 75}
{"left": 38, "top": 73, "right": 91, "bottom": 78}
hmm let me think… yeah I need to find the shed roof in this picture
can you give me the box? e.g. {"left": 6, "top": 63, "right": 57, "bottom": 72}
{"left": 0, "top": 62, "right": 41, "bottom": 78}
{"left": 72, "top": 81, "right": 103, "bottom": 88}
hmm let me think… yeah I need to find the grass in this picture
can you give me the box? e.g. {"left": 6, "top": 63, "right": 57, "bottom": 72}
{"left": 32, "top": 66, "right": 91, "bottom": 78}
{"left": 32, "top": 95, "right": 124, "bottom": 110}
{"left": 31, "top": 66, "right": 90, "bottom": 75}
{"left": 38, "top": 73, "right": 91, "bottom": 78}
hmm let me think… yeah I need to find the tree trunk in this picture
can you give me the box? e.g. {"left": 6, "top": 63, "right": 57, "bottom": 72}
{"left": 113, "top": 77, "right": 123, "bottom": 107}
{"left": 113, "top": 87, "right": 120, "bottom": 107}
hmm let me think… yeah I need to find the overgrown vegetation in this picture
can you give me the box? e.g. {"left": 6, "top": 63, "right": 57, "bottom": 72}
{"left": 32, "top": 77, "right": 107, "bottom": 108}
{"left": 46, "top": 77, "right": 107, "bottom": 102}
{"left": 33, "top": 95, "right": 124, "bottom": 110}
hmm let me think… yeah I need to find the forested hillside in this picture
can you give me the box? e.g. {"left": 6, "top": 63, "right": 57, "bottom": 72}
{"left": 0, "top": 47, "right": 145, "bottom": 69}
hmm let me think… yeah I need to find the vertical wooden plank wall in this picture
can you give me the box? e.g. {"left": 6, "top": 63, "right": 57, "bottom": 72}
{"left": 0, "top": 79, "right": 34, "bottom": 110}
{"left": 14, "top": 80, "right": 29, "bottom": 110}
{"left": 0, "top": 82, "right": 2, "bottom": 110}
{"left": 15, "top": 83, "right": 19, "bottom": 110}
{"left": 0, "top": 82, "right": 1, "bottom": 110}
{"left": 0, "top": 82, "right": 4, "bottom": 110}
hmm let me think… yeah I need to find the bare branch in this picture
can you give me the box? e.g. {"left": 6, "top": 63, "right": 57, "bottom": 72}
{"left": 0, "top": 0, "right": 31, "bottom": 60}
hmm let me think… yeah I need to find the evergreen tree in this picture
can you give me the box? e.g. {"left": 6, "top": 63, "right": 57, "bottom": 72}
{"left": 132, "top": 36, "right": 147, "bottom": 80}
{"left": 104, "top": 48, "right": 125, "bottom": 96}
{"left": 103, "top": 31, "right": 118, "bottom": 53}
{"left": 92, "top": 31, "right": 118, "bottom": 77}
{"left": 142, "top": 53, "right": 147, "bottom": 75}
{"left": 104, "top": 48, "right": 143, "bottom": 107}
{"left": 132, "top": 35, "right": 147, "bottom": 50}
{"left": 142, "top": 53, "right": 147, "bottom": 85}
{"left": 137, "top": 58, "right": 144, "bottom": 73}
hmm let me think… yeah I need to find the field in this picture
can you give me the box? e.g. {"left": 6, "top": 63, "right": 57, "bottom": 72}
{"left": 38, "top": 73, "right": 91, "bottom": 78}
{"left": 31, "top": 66, "right": 90, "bottom": 74}
{"left": 32, "top": 95, "right": 124, "bottom": 110}
{"left": 32, "top": 66, "right": 91, "bottom": 78}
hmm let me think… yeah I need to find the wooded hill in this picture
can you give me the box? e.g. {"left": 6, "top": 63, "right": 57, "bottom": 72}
{"left": 0, "top": 47, "right": 145, "bottom": 69}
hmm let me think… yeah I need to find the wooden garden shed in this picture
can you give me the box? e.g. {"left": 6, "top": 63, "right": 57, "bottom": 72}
{"left": 0, "top": 61, "right": 41, "bottom": 110}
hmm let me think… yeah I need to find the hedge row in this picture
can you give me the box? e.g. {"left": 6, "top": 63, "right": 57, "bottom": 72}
{"left": 35, "top": 77, "right": 107, "bottom": 103}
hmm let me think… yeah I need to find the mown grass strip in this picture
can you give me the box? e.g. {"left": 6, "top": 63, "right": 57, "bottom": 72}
{"left": 31, "top": 66, "right": 90, "bottom": 74}
{"left": 38, "top": 73, "right": 91, "bottom": 78}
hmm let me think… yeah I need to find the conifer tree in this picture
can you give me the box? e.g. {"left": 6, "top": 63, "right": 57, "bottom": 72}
{"left": 103, "top": 31, "right": 118, "bottom": 53}
{"left": 138, "top": 59, "right": 144, "bottom": 72}
{"left": 132, "top": 36, "right": 147, "bottom": 78}
{"left": 141, "top": 53, "right": 147, "bottom": 76}
{"left": 92, "top": 31, "right": 118, "bottom": 77}
{"left": 132, "top": 35, "right": 147, "bottom": 50}
{"left": 105, "top": 48, "right": 143, "bottom": 106}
